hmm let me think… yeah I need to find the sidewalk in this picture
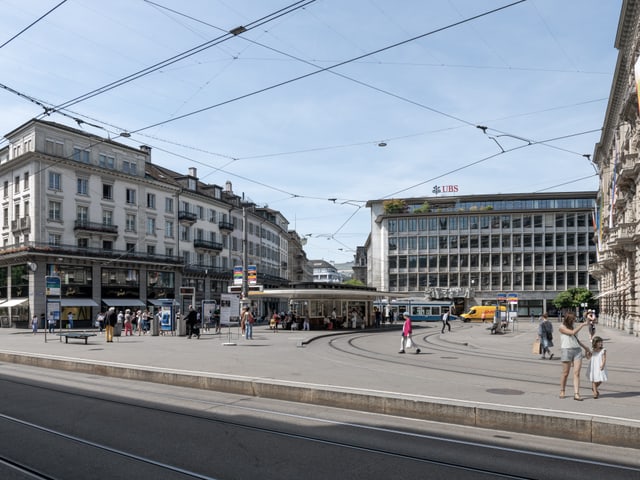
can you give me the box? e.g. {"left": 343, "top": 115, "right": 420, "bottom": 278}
{"left": 0, "top": 321, "right": 638, "bottom": 448}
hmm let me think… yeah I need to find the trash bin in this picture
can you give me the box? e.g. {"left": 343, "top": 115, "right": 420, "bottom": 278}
{"left": 114, "top": 322, "right": 122, "bottom": 337}
{"left": 177, "top": 314, "right": 186, "bottom": 336}
{"left": 151, "top": 315, "right": 159, "bottom": 336}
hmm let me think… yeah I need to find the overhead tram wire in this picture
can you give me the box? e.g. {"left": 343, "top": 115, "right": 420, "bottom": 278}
{"left": 383, "top": 127, "right": 603, "bottom": 199}
{"left": 46, "top": 0, "right": 316, "bottom": 113}
{"left": 0, "top": 0, "right": 68, "bottom": 50}
{"left": 127, "top": 0, "right": 527, "bottom": 134}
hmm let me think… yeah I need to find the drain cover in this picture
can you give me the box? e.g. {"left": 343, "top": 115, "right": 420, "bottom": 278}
{"left": 486, "top": 388, "right": 524, "bottom": 395}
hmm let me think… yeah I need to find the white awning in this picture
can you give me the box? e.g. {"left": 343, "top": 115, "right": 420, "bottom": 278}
{"left": 60, "top": 298, "right": 99, "bottom": 307}
{"left": 102, "top": 298, "right": 145, "bottom": 307}
{"left": 0, "top": 298, "right": 28, "bottom": 308}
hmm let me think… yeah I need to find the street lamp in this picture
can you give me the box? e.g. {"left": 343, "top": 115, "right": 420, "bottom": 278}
{"left": 580, "top": 302, "right": 588, "bottom": 320}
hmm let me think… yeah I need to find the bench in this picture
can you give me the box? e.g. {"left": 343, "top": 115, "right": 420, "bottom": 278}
{"left": 58, "top": 332, "right": 97, "bottom": 344}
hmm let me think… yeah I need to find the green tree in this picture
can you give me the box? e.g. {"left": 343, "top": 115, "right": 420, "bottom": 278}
{"left": 343, "top": 278, "right": 365, "bottom": 286}
{"left": 383, "top": 199, "right": 408, "bottom": 214}
{"left": 552, "top": 287, "right": 594, "bottom": 314}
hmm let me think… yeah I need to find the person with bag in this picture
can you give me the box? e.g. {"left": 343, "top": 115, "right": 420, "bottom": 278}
{"left": 558, "top": 312, "right": 591, "bottom": 401}
{"left": 537, "top": 312, "right": 554, "bottom": 360}
{"left": 242, "top": 306, "right": 254, "bottom": 340}
{"left": 399, "top": 315, "right": 420, "bottom": 354}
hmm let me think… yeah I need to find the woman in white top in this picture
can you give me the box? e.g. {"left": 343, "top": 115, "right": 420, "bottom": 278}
{"left": 558, "top": 312, "right": 591, "bottom": 401}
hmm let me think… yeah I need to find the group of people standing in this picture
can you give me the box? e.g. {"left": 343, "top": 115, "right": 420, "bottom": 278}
{"left": 537, "top": 311, "right": 607, "bottom": 401}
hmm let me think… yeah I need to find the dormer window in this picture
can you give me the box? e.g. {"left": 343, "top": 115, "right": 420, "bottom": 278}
{"left": 187, "top": 177, "right": 196, "bottom": 191}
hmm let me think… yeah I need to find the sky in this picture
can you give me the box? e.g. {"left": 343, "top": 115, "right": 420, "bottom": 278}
{"left": 0, "top": 0, "right": 622, "bottom": 264}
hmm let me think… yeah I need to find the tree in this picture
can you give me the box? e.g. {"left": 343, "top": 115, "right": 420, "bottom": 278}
{"left": 343, "top": 278, "right": 365, "bottom": 286}
{"left": 552, "top": 287, "right": 594, "bottom": 315}
{"left": 383, "top": 199, "right": 408, "bottom": 214}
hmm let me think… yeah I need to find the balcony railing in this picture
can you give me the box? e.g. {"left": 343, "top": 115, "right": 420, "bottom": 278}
{"left": 218, "top": 220, "right": 234, "bottom": 231}
{"left": 178, "top": 210, "right": 197, "bottom": 224}
{"left": 193, "top": 239, "right": 224, "bottom": 252}
{"left": 11, "top": 216, "right": 31, "bottom": 232}
{"left": 74, "top": 220, "right": 118, "bottom": 234}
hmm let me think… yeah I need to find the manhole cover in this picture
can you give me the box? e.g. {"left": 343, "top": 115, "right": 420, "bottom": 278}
{"left": 486, "top": 388, "right": 524, "bottom": 395}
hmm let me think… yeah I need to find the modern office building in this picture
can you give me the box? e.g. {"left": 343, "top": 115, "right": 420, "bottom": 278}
{"left": 0, "top": 119, "right": 297, "bottom": 327}
{"left": 366, "top": 192, "right": 599, "bottom": 316}
{"left": 310, "top": 259, "right": 343, "bottom": 283}
{"left": 591, "top": 0, "right": 640, "bottom": 335}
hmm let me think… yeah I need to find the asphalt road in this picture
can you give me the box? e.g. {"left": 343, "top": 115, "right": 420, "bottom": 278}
{"left": 1, "top": 365, "right": 639, "bottom": 480}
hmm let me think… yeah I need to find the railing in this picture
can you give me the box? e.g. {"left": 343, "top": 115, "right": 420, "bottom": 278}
{"left": 218, "top": 220, "right": 234, "bottom": 231}
{"left": 178, "top": 210, "right": 197, "bottom": 223}
{"left": 193, "top": 239, "right": 224, "bottom": 251}
{"left": 74, "top": 220, "right": 118, "bottom": 234}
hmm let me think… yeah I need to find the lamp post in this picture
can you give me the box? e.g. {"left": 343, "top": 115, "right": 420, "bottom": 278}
{"left": 580, "top": 302, "right": 588, "bottom": 320}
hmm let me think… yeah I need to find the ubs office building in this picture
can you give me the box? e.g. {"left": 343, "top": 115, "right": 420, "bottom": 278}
{"left": 366, "top": 192, "right": 599, "bottom": 317}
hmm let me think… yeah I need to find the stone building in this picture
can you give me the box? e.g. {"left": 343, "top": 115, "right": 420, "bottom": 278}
{"left": 591, "top": 0, "right": 640, "bottom": 335}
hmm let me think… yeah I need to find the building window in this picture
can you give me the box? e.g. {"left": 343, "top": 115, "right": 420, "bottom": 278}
{"left": 103, "top": 240, "right": 113, "bottom": 251}
{"left": 147, "top": 193, "right": 156, "bottom": 209}
{"left": 48, "top": 201, "right": 62, "bottom": 221}
{"left": 165, "top": 220, "right": 174, "bottom": 238}
{"left": 147, "top": 217, "right": 156, "bottom": 235}
{"left": 126, "top": 188, "right": 136, "bottom": 205}
{"left": 45, "top": 139, "right": 64, "bottom": 156}
{"left": 165, "top": 197, "right": 173, "bottom": 213}
{"left": 72, "top": 147, "right": 90, "bottom": 163}
{"left": 77, "top": 238, "right": 88, "bottom": 248}
{"left": 77, "top": 206, "right": 88, "bottom": 222}
{"left": 48, "top": 233, "right": 61, "bottom": 246}
{"left": 126, "top": 214, "right": 136, "bottom": 232}
{"left": 14, "top": 176, "right": 19, "bottom": 194}
{"left": 49, "top": 172, "right": 61, "bottom": 190}
{"left": 98, "top": 153, "right": 115, "bottom": 169}
{"left": 77, "top": 178, "right": 88, "bottom": 195}
{"left": 103, "top": 184, "right": 113, "bottom": 200}
{"left": 147, "top": 245, "right": 156, "bottom": 255}
{"left": 103, "top": 210, "right": 113, "bottom": 226}
{"left": 122, "top": 160, "right": 137, "bottom": 175}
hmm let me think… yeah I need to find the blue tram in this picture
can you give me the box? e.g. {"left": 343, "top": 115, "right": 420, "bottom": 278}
{"left": 376, "top": 298, "right": 454, "bottom": 322}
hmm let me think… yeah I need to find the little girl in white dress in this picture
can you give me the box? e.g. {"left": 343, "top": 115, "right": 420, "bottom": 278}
{"left": 586, "top": 336, "right": 607, "bottom": 399}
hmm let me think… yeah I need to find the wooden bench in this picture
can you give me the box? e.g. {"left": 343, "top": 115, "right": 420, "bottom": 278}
{"left": 58, "top": 332, "right": 97, "bottom": 344}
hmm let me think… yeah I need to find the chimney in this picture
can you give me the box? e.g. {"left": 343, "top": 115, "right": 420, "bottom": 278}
{"left": 188, "top": 167, "right": 197, "bottom": 178}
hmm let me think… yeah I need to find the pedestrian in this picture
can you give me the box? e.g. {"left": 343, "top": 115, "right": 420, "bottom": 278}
{"left": 105, "top": 307, "right": 117, "bottom": 343}
{"left": 303, "top": 315, "right": 310, "bottom": 331}
{"left": 399, "top": 315, "right": 420, "bottom": 354}
{"left": 241, "top": 306, "right": 254, "bottom": 339}
{"left": 586, "top": 336, "right": 607, "bottom": 399}
{"left": 586, "top": 309, "right": 597, "bottom": 342}
{"left": 481, "top": 310, "right": 487, "bottom": 323}
{"left": 558, "top": 312, "right": 591, "bottom": 400}
{"left": 96, "top": 311, "right": 105, "bottom": 333}
{"left": 124, "top": 309, "right": 133, "bottom": 336}
{"left": 270, "top": 312, "right": 279, "bottom": 332}
{"left": 185, "top": 305, "right": 199, "bottom": 339}
{"left": 214, "top": 311, "right": 221, "bottom": 334}
{"left": 537, "top": 312, "right": 554, "bottom": 360}
{"left": 374, "top": 307, "right": 382, "bottom": 328}
{"left": 441, "top": 309, "right": 451, "bottom": 334}
{"left": 67, "top": 311, "right": 74, "bottom": 329}
{"left": 31, "top": 315, "right": 38, "bottom": 334}
{"left": 48, "top": 311, "right": 56, "bottom": 333}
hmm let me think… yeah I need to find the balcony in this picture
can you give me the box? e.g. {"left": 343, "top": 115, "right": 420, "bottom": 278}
{"left": 11, "top": 216, "right": 31, "bottom": 233}
{"left": 218, "top": 220, "right": 234, "bottom": 232}
{"left": 607, "top": 222, "right": 636, "bottom": 252}
{"left": 178, "top": 210, "right": 197, "bottom": 225}
{"left": 74, "top": 220, "right": 118, "bottom": 235}
{"left": 618, "top": 152, "right": 640, "bottom": 185}
{"left": 193, "top": 239, "right": 223, "bottom": 253}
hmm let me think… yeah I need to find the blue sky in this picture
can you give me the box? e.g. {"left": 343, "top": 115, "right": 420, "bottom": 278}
{"left": 0, "top": 0, "right": 621, "bottom": 263}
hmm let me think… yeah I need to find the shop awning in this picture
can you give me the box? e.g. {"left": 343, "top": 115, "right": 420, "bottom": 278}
{"left": 102, "top": 298, "right": 145, "bottom": 307}
{"left": 60, "top": 298, "right": 99, "bottom": 307}
{"left": 0, "top": 298, "right": 28, "bottom": 308}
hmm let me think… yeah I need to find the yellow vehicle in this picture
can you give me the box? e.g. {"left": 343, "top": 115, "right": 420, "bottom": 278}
{"left": 460, "top": 305, "right": 506, "bottom": 323}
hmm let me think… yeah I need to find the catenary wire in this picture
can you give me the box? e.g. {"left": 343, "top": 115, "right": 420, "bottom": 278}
{"left": 0, "top": 0, "right": 68, "bottom": 50}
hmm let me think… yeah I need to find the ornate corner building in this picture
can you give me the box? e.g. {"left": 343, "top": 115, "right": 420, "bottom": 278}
{"left": 591, "top": 0, "right": 640, "bottom": 336}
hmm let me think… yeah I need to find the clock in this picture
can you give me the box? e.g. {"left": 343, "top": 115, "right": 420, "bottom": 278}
{"left": 27, "top": 262, "right": 37, "bottom": 272}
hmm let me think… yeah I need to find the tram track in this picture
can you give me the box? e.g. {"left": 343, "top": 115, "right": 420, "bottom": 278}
{"left": 1, "top": 374, "right": 638, "bottom": 480}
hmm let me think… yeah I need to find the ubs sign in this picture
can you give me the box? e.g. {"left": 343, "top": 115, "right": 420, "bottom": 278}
{"left": 432, "top": 184, "right": 459, "bottom": 195}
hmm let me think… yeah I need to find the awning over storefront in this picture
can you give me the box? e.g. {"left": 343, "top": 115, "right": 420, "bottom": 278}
{"left": 102, "top": 298, "right": 145, "bottom": 307}
{"left": 60, "top": 298, "right": 99, "bottom": 307}
{"left": 0, "top": 298, "right": 28, "bottom": 308}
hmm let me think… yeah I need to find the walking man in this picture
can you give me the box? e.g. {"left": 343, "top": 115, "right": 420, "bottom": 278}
{"left": 441, "top": 309, "right": 451, "bottom": 334}
{"left": 105, "top": 307, "right": 117, "bottom": 343}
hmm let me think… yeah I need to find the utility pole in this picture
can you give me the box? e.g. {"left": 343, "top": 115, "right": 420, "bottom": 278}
{"left": 241, "top": 205, "right": 249, "bottom": 309}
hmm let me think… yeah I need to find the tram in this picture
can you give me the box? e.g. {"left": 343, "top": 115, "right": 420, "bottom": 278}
{"left": 376, "top": 298, "right": 454, "bottom": 322}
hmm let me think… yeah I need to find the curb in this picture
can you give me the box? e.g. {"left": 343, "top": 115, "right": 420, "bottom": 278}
{"left": 1, "top": 350, "right": 638, "bottom": 449}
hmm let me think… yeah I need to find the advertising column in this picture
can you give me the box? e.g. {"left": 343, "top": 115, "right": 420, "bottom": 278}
{"left": 45, "top": 275, "right": 61, "bottom": 342}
